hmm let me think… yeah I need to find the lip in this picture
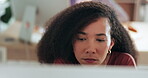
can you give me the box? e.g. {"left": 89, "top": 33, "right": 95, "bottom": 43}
{"left": 82, "top": 58, "right": 98, "bottom": 63}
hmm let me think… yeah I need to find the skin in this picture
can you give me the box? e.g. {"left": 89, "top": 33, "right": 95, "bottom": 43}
{"left": 73, "top": 18, "right": 114, "bottom": 65}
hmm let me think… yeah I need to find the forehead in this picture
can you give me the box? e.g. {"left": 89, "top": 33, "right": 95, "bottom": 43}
{"left": 81, "top": 18, "right": 110, "bottom": 33}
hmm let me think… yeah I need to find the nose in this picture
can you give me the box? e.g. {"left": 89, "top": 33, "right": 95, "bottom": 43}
{"left": 85, "top": 50, "right": 96, "bottom": 54}
{"left": 85, "top": 42, "right": 96, "bottom": 54}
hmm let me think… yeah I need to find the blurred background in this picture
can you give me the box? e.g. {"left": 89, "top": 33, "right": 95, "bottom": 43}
{"left": 0, "top": 0, "right": 148, "bottom": 66}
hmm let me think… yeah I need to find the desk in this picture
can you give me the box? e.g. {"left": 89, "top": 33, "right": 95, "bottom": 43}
{"left": 0, "top": 35, "right": 38, "bottom": 61}
{"left": 0, "top": 21, "right": 40, "bottom": 62}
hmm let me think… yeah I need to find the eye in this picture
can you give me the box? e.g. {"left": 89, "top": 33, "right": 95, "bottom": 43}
{"left": 96, "top": 39, "right": 105, "bottom": 42}
{"left": 76, "top": 38, "right": 86, "bottom": 41}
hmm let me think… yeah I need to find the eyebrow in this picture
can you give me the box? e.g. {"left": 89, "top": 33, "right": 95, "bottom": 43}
{"left": 96, "top": 33, "right": 106, "bottom": 36}
{"left": 77, "top": 31, "right": 86, "bottom": 35}
{"left": 77, "top": 31, "right": 106, "bottom": 36}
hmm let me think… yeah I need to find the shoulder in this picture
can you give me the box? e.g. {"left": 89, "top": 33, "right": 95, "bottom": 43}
{"left": 112, "top": 51, "right": 133, "bottom": 59}
{"left": 54, "top": 58, "right": 72, "bottom": 64}
{"left": 54, "top": 59, "right": 66, "bottom": 64}
{"left": 108, "top": 51, "right": 136, "bottom": 66}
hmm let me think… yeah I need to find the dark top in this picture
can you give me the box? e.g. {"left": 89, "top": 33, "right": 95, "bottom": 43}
{"left": 54, "top": 51, "right": 136, "bottom": 67}
{"left": 107, "top": 51, "right": 136, "bottom": 66}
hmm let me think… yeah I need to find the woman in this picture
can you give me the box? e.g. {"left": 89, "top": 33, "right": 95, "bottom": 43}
{"left": 37, "top": 1, "right": 137, "bottom": 66}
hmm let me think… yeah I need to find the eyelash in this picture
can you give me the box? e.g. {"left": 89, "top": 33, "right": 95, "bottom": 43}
{"left": 96, "top": 39, "right": 105, "bottom": 42}
{"left": 76, "top": 38, "right": 105, "bottom": 42}
{"left": 77, "top": 38, "right": 86, "bottom": 41}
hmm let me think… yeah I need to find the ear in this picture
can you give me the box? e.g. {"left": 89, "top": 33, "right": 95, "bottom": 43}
{"left": 109, "top": 38, "right": 115, "bottom": 50}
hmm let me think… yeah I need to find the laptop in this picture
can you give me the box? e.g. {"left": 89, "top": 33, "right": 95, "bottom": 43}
{"left": 0, "top": 64, "right": 148, "bottom": 78}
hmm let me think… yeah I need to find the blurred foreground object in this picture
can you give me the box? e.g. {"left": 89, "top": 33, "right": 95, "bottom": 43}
{"left": 0, "top": 64, "right": 148, "bottom": 78}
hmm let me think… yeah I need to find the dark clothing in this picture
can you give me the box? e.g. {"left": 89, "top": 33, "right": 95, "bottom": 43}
{"left": 107, "top": 51, "right": 136, "bottom": 66}
{"left": 54, "top": 51, "right": 136, "bottom": 67}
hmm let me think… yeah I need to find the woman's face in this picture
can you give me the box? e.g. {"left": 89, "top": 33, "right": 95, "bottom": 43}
{"left": 73, "top": 18, "right": 114, "bottom": 65}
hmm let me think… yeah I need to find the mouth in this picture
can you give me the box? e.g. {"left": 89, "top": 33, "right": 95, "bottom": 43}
{"left": 82, "top": 58, "right": 98, "bottom": 63}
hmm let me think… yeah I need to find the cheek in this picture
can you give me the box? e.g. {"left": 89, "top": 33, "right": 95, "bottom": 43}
{"left": 98, "top": 42, "right": 109, "bottom": 50}
{"left": 73, "top": 42, "right": 83, "bottom": 54}
{"left": 96, "top": 45, "right": 109, "bottom": 62}
{"left": 96, "top": 43, "right": 109, "bottom": 56}
{"left": 97, "top": 46, "right": 108, "bottom": 55}
{"left": 73, "top": 41, "right": 87, "bottom": 61}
